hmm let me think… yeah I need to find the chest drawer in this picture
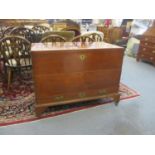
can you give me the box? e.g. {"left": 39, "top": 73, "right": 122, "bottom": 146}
{"left": 32, "top": 50, "right": 123, "bottom": 75}
{"left": 36, "top": 85, "right": 119, "bottom": 105}
{"left": 34, "top": 69, "right": 121, "bottom": 99}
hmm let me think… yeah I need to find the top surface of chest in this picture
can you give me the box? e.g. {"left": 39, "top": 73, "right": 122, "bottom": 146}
{"left": 31, "top": 42, "right": 123, "bottom": 52}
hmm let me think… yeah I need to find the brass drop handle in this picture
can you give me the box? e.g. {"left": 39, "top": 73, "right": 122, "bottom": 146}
{"left": 55, "top": 95, "right": 64, "bottom": 101}
{"left": 80, "top": 54, "right": 86, "bottom": 61}
{"left": 78, "top": 92, "right": 86, "bottom": 98}
{"left": 150, "top": 57, "right": 154, "bottom": 60}
{"left": 98, "top": 89, "right": 107, "bottom": 95}
{"left": 143, "top": 48, "right": 146, "bottom": 51}
{"left": 145, "top": 38, "right": 148, "bottom": 41}
{"left": 145, "top": 43, "right": 148, "bottom": 45}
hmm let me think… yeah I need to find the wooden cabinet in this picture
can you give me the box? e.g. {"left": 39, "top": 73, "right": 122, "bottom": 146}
{"left": 31, "top": 42, "right": 124, "bottom": 116}
{"left": 97, "top": 26, "right": 123, "bottom": 43}
{"left": 137, "top": 27, "right": 155, "bottom": 65}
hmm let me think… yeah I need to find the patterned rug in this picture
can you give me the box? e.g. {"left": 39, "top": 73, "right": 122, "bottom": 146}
{"left": 0, "top": 75, "right": 140, "bottom": 127}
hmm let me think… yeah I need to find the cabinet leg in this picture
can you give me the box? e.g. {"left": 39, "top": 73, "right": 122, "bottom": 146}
{"left": 114, "top": 94, "right": 120, "bottom": 106}
{"left": 35, "top": 107, "right": 47, "bottom": 117}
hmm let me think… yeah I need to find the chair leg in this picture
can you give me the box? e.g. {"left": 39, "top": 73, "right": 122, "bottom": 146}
{"left": 7, "top": 68, "right": 12, "bottom": 90}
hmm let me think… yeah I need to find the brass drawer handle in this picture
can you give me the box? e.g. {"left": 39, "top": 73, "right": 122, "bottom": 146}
{"left": 143, "top": 48, "right": 146, "bottom": 51}
{"left": 80, "top": 54, "right": 86, "bottom": 61}
{"left": 78, "top": 92, "right": 86, "bottom": 98}
{"left": 150, "top": 57, "right": 154, "bottom": 60}
{"left": 145, "top": 38, "right": 148, "bottom": 41}
{"left": 145, "top": 43, "right": 148, "bottom": 45}
{"left": 98, "top": 89, "right": 107, "bottom": 95}
{"left": 152, "top": 51, "right": 155, "bottom": 54}
{"left": 55, "top": 95, "right": 64, "bottom": 101}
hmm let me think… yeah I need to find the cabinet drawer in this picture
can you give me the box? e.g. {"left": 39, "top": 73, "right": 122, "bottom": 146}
{"left": 32, "top": 50, "right": 123, "bottom": 75}
{"left": 139, "top": 45, "right": 155, "bottom": 54}
{"left": 140, "top": 41, "right": 155, "bottom": 48}
{"left": 141, "top": 36, "right": 155, "bottom": 43}
{"left": 34, "top": 69, "right": 121, "bottom": 99}
{"left": 138, "top": 52, "right": 155, "bottom": 61}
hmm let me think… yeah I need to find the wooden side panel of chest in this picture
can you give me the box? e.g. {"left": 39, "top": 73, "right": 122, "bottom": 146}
{"left": 31, "top": 48, "right": 124, "bottom": 116}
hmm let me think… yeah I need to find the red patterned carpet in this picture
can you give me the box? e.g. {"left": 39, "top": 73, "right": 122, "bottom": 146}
{"left": 0, "top": 75, "right": 140, "bottom": 127}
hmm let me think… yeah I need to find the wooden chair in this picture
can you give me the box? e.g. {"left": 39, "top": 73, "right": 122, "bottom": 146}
{"left": 2, "top": 26, "right": 14, "bottom": 37}
{"left": 32, "top": 25, "right": 50, "bottom": 42}
{"left": 32, "top": 25, "right": 50, "bottom": 33}
{"left": 72, "top": 35, "right": 94, "bottom": 43}
{"left": 72, "top": 35, "right": 94, "bottom": 47}
{"left": 43, "top": 31, "right": 75, "bottom": 41}
{"left": 10, "top": 27, "right": 35, "bottom": 43}
{"left": 41, "top": 34, "right": 66, "bottom": 43}
{"left": 0, "top": 27, "right": 4, "bottom": 39}
{"left": 88, "top": 33, "right": 103, "bottom": 42}
{"left": 0, "top": 36, "right": 32, "bottom": 89}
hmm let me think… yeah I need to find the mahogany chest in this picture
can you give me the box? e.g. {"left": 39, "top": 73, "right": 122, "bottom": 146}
{"left": 31, "top": 42, "right": 124, "bottom": 116}
{"left": 137, "top": 27, "right": 155, "bottom": 65}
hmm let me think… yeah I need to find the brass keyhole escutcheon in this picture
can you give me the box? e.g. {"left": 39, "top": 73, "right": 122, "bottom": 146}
{"left": 80, "top": 54, "right": 86, "bottom": 61}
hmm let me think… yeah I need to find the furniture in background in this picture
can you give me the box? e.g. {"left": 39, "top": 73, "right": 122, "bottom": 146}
{"left": 72, "top": 35, "right": 94, "bottom": 47}
{"left": 110, "top": 27, "right": 123, "bottom": 43}
{"left": 52, "top": 19, "right": 81, "bottom": 36}
{"left": 0, "top": 36, "right": 32, "bottom": 88}
{"left": 43, "top": 31, "right": 75, "bottom": 41}
{"left": 0, "top": 26, "right": 4, "bottom": 39}
{"left": 125, "top": 37, "right": 140, "bottom": 57}
{"left": 31, "top": 42, "right": 124, "bottom": 116}
{"left": 10, "top": 27, "right": 36, "bottom": 43}
{"left": 41, "top": 34, "right": 66, "bottom": 43}
{"left": 32, "top": 25, "right": 50, "bottom": 42}
{"left": 137, "top": 27, "right": 155, "bottom": 66}
{"left": 72, "top": 35, "right": 94, "bottom": 42}
{"left": 97, "top": 26, "right": 111, "bottom": 43}
{"left": 82, "top": 31, "right": 104, "bottom": 42}
{"left": 0, "top": 50, "right": 3, "bottom": 74}
{"left": 2, "top": 26, "right": 14, "bottom": 37}
{"left": 0, "top": 19, "right": 49, "bottom": 27}
{"left": 97, "top": 26, "right": 123, "bottom": 44}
